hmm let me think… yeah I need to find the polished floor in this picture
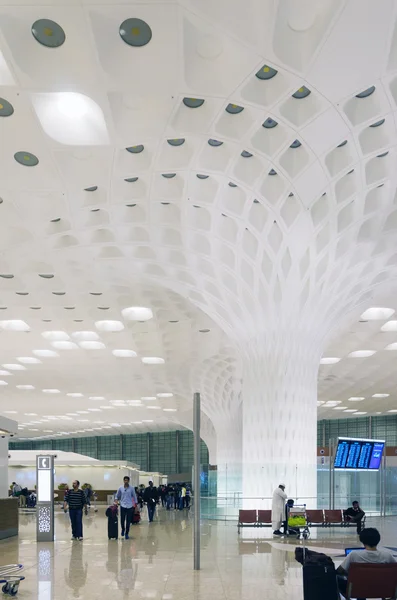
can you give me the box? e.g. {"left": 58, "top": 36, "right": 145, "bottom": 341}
{"left": 1, "top": 507, "right": 397, "bottom": 599}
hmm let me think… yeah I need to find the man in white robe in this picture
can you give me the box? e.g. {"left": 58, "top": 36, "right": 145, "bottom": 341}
{"left": 272, "top": 484, "right": 287, "bottom": 535}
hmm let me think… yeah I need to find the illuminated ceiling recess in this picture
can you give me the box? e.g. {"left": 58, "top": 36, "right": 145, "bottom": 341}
{"left": 3, "top": 3, "right": 397, "bottom": 454}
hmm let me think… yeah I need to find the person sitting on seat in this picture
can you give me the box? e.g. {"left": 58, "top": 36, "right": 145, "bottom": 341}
{"left": 343, "top": 500, "right": 365, "bottom": 534}
{"left": 336, "top": 527, "right": 396, "bottom": 599}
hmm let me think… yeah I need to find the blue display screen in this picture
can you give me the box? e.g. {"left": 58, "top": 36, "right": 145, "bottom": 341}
{"left": 334, "top": 439, "right": 385, "bottom": 470}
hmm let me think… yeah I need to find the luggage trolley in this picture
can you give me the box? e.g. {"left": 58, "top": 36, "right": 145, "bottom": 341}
{"left": 286, "top": 502, "right": 310, "bottom": 540}
{"left": 0, "top": 565, "right": 25, "bottom": 596}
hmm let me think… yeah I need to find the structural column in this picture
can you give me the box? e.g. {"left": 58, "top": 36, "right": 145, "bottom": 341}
{"left": 241, "top": 336, "right": 321, "bottom": 507}
{"left": 215, "top": 409, "right": 242, "bottom": 497}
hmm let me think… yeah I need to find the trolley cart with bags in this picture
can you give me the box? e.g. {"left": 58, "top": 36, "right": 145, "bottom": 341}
{"left": 286, "top": 504, "right": 310, "bottom": 539}
{"left": 0, "top": 564, "right": 25, "bottom": 596}
{"left": 295, "top": 547, "right": 339, "bottom": 600}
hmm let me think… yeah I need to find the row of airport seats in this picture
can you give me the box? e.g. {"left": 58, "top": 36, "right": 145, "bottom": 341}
{"left": 237, "top": 508, "right": 365, "bottom": 532}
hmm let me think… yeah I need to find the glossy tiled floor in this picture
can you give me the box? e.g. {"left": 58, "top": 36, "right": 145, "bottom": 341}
{"left": 1, "top": 507, "right": 397, "bottom": 599}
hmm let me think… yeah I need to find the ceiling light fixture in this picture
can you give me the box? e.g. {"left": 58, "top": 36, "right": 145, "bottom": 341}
{"left": 360, "top": 307, "right": 395, "bottom": 320}
{"left": 0, "top": 320, "right": 30, "bottom": 332}
{"left": 42, "top": 331, "right": 70, "bottom": 341}
{"left": 16, "top": 385, "right": 35, "bottom": 390}
{"left": 372, "top": 393, "right": 390, "bottom": 398}
{"left": 142, "top": 357, "right": 165, "bottom": 365}
{"left": 348, "top": 397, "right": 365, "bottom": 401}
{"left": 2, "top": 364, "right": 26, "bottom": 371}
{"left": 112, "top": 349, "right": 137, "bottom": 358}
{"left": 347, "top": 350, "right": 376, "bottom": 358}
{"left": 33, "top": 349, "right": 59, "bottom": 358}
{"left": 51, "top": 341, "right": 78, "bottom": 350}
{"left": 95, "top": 320, "right": 124, "bottom": 332}
{"left": 79, "top": 341, "right": 106, "bottom": 350}
{"left": 381, "top": 321, "right": 397, "bottom": 332}
{"left": 121, "top": 307, "right": 153, "bottom": 321}
{"left": 17, "top": 357, "right": 41, "bottom": 364}
{"left": 320, "top": 357, "right": 341, "bottom": 365}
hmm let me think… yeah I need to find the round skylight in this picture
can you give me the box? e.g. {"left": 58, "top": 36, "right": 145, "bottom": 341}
{"left": 167, "top": 139, "right": 185, "bottom": 146}
{"left": 31, "top": 19, "right": 66, "bottom": 48}
{"left": 95, "top": 320, "right": 124, "bottom": 332}
{"left": 255, "top": 65, "right": 278, "bottom": 80}
{"left": 126, "top": 145, "right": 144, "bottom": 154}
{"left": 119, "top": 18, "right": 152, "bottom": 47}
{"left": 355, "top": 86, "right": 375, "bottom": 98}
{"left": 112, "top": 349, "right": 137, "bottom": 358}
{"left": 121, "top": 306, "right": 153, "bottom": 321}
{"left": 292, "top": 86, "right": 311, "bottom": 99}
{"left": 183, "top": 98, "right": 204, "bottom": 108}
{"left": 225, "top": 103, "right": 244, "bottom": 114}
{"left": 0, "top": 98, "right": 14, "bottom": 117}
{"left": 262, "top": 118, "right": 278, "bottom": 129}
{"left": 142, "top": 357, "right": 165, "bottom": 365}
{"left": 14, "top": 151, "right": 39, "bottom": 167}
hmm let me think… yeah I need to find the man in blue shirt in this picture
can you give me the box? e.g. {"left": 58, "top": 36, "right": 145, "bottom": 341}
{"left": 115, "top": 476, "right": 138, "bottom": 539}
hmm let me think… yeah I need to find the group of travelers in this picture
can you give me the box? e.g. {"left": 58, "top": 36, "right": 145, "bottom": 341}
{"left": 158, "top": 483, "right": 191, "bottom": 510}
{"left": 62, "top": 477, "right": 188, "bottom": 541}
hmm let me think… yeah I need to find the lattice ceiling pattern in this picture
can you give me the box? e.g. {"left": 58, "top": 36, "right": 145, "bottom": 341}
{"left": 2, "top": 1, "right": 397, "bottom": 440}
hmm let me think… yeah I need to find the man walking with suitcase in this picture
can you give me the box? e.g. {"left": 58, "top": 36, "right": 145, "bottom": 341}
{"left": 116, "top": 476, "right": 137, "bottom": 540}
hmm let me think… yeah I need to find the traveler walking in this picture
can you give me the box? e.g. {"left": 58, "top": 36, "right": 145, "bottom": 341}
{"left": 143, "top": 480, "right": 158, "bottom": 522}
{"left": 64, "top": 480, "right": 87, "bottom": 540}
{"left": 115, "top": 476, "right": 137, "bottom": 540}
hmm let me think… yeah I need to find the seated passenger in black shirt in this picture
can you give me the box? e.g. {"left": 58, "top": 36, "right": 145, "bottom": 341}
{"left": 343, "top": 500, "right": 365, "bottom": 533}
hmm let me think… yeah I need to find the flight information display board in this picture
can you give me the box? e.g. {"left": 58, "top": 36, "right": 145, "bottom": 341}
{"left": 334, "top": 438, "right": 385, "bottom": 470}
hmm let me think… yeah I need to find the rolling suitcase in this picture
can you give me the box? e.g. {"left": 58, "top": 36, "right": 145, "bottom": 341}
{"left": 302, "top": 564, "right": 339, "bottom": 600}
{"left": 106, "top": 506, "right": 118, "bottom": 540}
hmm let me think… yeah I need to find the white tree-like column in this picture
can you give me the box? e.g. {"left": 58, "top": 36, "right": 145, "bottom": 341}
{"left": 241, "top": 336, "right": 321, "bottom": 508}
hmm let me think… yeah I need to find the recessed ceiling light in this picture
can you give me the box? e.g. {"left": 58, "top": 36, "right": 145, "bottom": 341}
{"left": 25, "top": 413, "right": 37, "bottom": 416}
{"left": 0, "top": 380, "right": 8, "bottom": 386}
{"left": 381, "top": 321, "right": 397, "bottom": 332}
{"left": 348, "top": 397, "right": 365, "bottom": 401}
{"left": 132, "top": 421, "right": 142, "bottom": 424}
{"left": 0, "top": 320, "right": 30, "bottom": 332}
{"left": 112, "top": 349, "right": 137, "bottom": 358}
{"left": 67, "top": 393, "right": 84, "bottom": 398}
{"left": 4, "top": 410, "right": 17, "bottom": 414}
{"left": 344, "top": 409, "right": 358, "bottom": 413}
{"left": 142, "top": 357, "right": 165, "bottom": 365}
{"left": 51, "top": 341, "right": 78, "bottom": 350}
{"left": 163, "top": 408, "right": 177, "bottom": 412}
{"left": 87, "top": 408, "right": 102, "bottom": 412}
{"left": 142, "top": 420, "right": 153, "bottom": 423}
{"left": 95, "top": 320, "right": 124, "bottom": 332}
{"left": 0, "top": 370, "right": 11, "bottom": 376}
{"left": 121, "top": 306, "right": 153, "bottom": 321}
{"left": 360, "top": 307, "right": 395, "bottom": 320}
{"left": 16, "top": 385, "right": 35, "bottom": 390}
{"left": 43, "top": 389, "right": 60, "bottom": 394}
{"left": 141, "top": 397, "right": 156, "bottom": 401}
{"left": 147, "top": 406, "right": 161, "bottom": 410}
{"left": 372, "top": 393, "right": 390, "bottom": 398}
{"left": 42, "top": 331, "right": 70, "bottom": 341}
{"left": 333, "top": 406, "right": 348, "bottom": 410}
{"left": 388, "top": 410, "right": 397, "bottom": 413}
{"left": 17, "top": 357, "right": 41, "bottom": 364}
{"left": 348, "top": 351, "right": 376, "bottom": 358}
{"left": 79, "top": 341, "right": 106, "bottom": 350}
{"left": 385, "top": 343, "right": 397, "bottom": 351}
{"left": 72, "top": 331, "right": 100, "bottom": 341}
{"left": 320, "top": 357, "right": 341, "bottom": 365}
{"left": 157, "top": 393, "right": 173, "bottom": 398}
{"left": 33, "top": 350, "right": 59, "bottom": 358}
{"left": 3, "top": 364, "right": 26, "bottom": 371}
{"left": 355, "top": 412, "right": 367, "bottom": 415}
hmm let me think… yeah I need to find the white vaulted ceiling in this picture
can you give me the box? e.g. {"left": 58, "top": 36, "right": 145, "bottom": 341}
{"left": 2, "top": 0, "right": 397, "bottom": 441}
